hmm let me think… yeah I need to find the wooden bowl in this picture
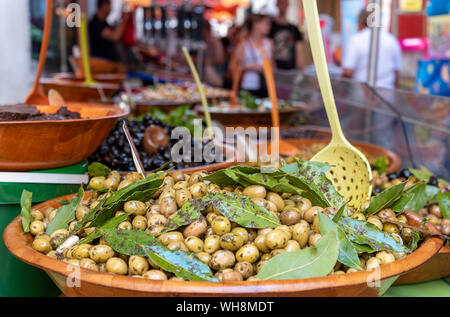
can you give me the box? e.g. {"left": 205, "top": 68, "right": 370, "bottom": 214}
{"left": 196, "top": 105, "right": 307, "bottom": 128}
{"left": 51, "top": 72, "right": 126, "bottom": 85}
{"left": 394, "top": 245, "right": 450, "bottom": 285}
{"left": 0, "top": 103, "right": 128, "bottom": 171}
{"left": 71, "top": 56, "right": 126, "bottom": 76}
{"left": 3, "top": 194, "right": 442, "bottom": 297}
{"left": 39, "top": 78, "right": 120, "bottom": 102}
{"left": 277, "top": 139, "right": 402, "bottom": 174}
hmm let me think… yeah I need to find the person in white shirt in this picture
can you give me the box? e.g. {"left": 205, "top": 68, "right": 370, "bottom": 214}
{"left": 342, "top": 7, "right": 403, "bottom": 89}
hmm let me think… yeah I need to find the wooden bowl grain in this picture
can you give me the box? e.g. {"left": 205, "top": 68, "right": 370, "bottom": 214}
{"left": 3, "top": 195, "right": 442, "bottom": 297}
{"left": 0, "top": 103, "right": 128, "bottom": 171}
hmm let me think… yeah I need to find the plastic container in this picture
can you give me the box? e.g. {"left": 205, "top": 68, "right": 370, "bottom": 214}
{"left": 0, "top": 161, "right": 88, "bottom": 296}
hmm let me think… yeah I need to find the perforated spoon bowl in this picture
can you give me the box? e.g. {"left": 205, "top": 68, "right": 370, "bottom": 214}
{"left": 302, "top": 0, "right": 372, "bottom": 209}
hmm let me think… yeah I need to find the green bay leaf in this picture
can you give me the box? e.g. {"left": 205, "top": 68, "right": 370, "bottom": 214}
{"left": 47, "top": 186, "right": 84, "bottom": 235}
{"left": 364, "top": 180, "right": 407, "bottom": 215}
{"left": 162, "top": 196, "right": 211, "bottom": 233}
{"left": 88, "top": 162, "right": 111, "bottom": 177}
{"left": 209, "top": 192, "right": 280, "bottom": 229}
{"left": 103, "top": 228, "right": 160, "bottom": 256}
{"left": 20, "top": 190, "right": 33, "bottom": 233}
{"left": 257, "top": 230, "right": 339, "bottom": 280}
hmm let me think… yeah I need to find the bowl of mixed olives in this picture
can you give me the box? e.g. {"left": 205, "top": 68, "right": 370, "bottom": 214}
{"left": 3, "top": 162, "right": 443, "bottom": 297}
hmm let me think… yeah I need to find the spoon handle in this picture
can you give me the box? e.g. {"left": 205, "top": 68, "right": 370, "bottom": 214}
{"left": 122, "top": 121, "right": 146, "bottom": 178}
{"left": 302, "top": 0, "right": 345, "bottom": 142}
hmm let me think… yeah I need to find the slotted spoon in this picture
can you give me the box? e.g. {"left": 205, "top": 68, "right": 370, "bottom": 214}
{"left": 302, "top": 0, "right": 372, "bottom": 209}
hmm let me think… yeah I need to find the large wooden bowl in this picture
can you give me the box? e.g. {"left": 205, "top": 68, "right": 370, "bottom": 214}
{"left": 3, "top": 194, "right": 442, "bottom": 297}
{"left": 71, "top": 56, "right": 126, "bottom": 76}
{"left": 51, "top": 72, "right": 126, "bottom": 85}
{"left": 0, "top": 103, "right": 128, "bottom": 171}
{"left": 277, "top": 139, "right": 402, "bottom": 174}
{"left": 39, "top": 78, "right": 120, "bottom": 102}
{"left": 394, "top": 245, "right": 450, "bottom": 284}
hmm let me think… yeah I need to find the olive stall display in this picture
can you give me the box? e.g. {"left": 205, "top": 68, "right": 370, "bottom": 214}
{"left": 88, "top": 114, "right": 221, "bottom": 171}
{"left": 21, "top": 160, "right": 433, "bottom": 282}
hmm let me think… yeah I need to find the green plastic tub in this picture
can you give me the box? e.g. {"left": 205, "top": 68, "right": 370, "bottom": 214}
{"left": 0, "top": 161, "right": 88, "bottom": 297}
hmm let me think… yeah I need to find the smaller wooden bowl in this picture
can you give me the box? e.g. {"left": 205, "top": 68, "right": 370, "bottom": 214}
{"left": 3, "top": 207, "right": 442, "bottom": 297}
{"left": 394, "top": 245, "right": 450, "bottom": 285}
{"left": 51, "top": 72, "right": 126, "bottom": 85}
{"left": 196, "top": 105, "right": 307, "bottom": 128}
{"left": 39, "top": 78, "right": 120, "bottom": 102}
{"left": 0, "top": 103, "right": 128, "bottom": 171}
{"left": 277, "top": 139, "right": 402, "bottom": 174}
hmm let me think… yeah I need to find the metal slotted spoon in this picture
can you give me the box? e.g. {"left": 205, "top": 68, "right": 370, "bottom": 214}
{"left": 302, "top": 0, "right": 372, "bottom": 209}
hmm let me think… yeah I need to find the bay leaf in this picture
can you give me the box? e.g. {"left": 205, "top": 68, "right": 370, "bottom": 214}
{"left": 364, "top": 180, "right": 407, "bottom": 215}
{"left": 46, "top": 186, "right": 84, "bottom": 235}
{"left": 257, "top": 230, "right": 339, "bottom": 280}
{"left": 372, "top": 156, "right": 388, "bottom": 174}
{"left": 141, "top": 245, "right": 218, "bottom": 282}
{"left": 431, "top": 191, "right": 449, "bottom": 219}
{"left": 338, "top": 217, "right": 411, "bottom": 254}
{"left": 20, "top": 190, "right": 32, "bottom": 233}
{"left": 409, "top": 168, "right": 431, "bottom": 183}
{"left": 332, "top": 204, "right": 347, "bottom": 223}
{"left": 162, "top": 196, "right": 211, "bottom": 233}
{"left": 318, "top": 212, "right": 362, "bottom": 269}
{"left": 79, "top": 212, "right": 132, "bottom": 244}
{"left": 203, "top": 166, "right": 261, "bottom": 187}
{"left": 210, "top": 192, "right": 280, "bottom": 229}
{"left": 88, "top": 162, "right": 111, "bottom": 177}
{"left": 233, "top": 171, "right": 303, "bottom": 195}
{"left": 103, "top": 228, "right": 160, "bottom": 256}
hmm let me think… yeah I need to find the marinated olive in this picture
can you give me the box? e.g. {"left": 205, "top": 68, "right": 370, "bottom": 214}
{"left": 30, "top": 220, "right": 45, "bottom": 236}
{"left": 118, "top": 221, "right": 132, "bottom": 230}
{"left": 183, "top": 217, "right": 207, "bottom": 238}
{"left": 376, "top": 251, "right": 395, "bottom": 265}
{"left": 297, "top": 198, "right": 312, "bottom": 214}
{"left": 158, "top": 231, "right": 184, "bottom": 245}
{"left": 89, "top": 176, "right": 105, "bottom": 190}
{"left": 377, "top": 209, "right": 396, "bottom": 220}
{"left": 285, "top": 240, "right": 300, "bottom": 252}
{"left": 266, "top": 192, "right": 285, "bottom": 211}
{"left": 172, "top": 171, "right": 185, "bottom": 182}
{"left": 234, "top": 261, "right": 254, "bottom": 279}
{"left": 189, "top": 182, "right": 207, "bottom": 198}
{"left": 243, "top": 185, "right": 266, "bottom": 199}
{"left": 143, "top": 270, "right": 168, "bottom": 280}
{"left": 231, "top": 227, "right": 249, "bottom": 244}
{"left": 167, "top": 240, "right": 189, "bottom": 252}
{"left": 73, "top": 244, "right": 91, "bottom": 259}
{"left": 175, "top": 188, "right": 192, "bottom": 208}
{"left": 308, "top": 233, "right": 322, "bottom": 247}
{"left": 80, "top": 258, "right": 99, "bottom": 271}
{"left": 429, "top": 205, "right": 442, "bottom": 218}
{"left": 129, "top": 256, "right": 149, "bottom": 275}
{"left": 291, "top": 223, "right": 309, "bottom": 248}
{"left": 204, "top": 234, "right": 221, "bottom": 254}
{"left": 383, "top": 223, "right": 400, "bottom": 234}
{"left": 146, "top": 225, "right": 164, "bottom": 236}
{"left": 265, "top": 229, "right": 289, "bottom": 250}
{"left": 209, "top": 250, "right": 235, "bottom": 270}
{"left": 222, "top": 271, "right": 243, "bottom": 282}
{"left": 304, "top": 206, "right": 324, "bottom": 223}
{"left": 30, "top": 209, "right": 44, "bottom": 221}
{"left": 132, "top": 215, "right": 148, "bottom": 231}
{"left": 367, "top": 216, "right": 383, "bottom": 230}
{"left": 105, "top": 257, "right": 128, "bottom": 275}
{"left": 124, "top": 200, "right": 147, "bottom": 216}
{"left": 89, "top": 245, "right": 114, "bottom": 263}
{"left": 352, "top": 212, "right": 366, "bottom": 221}
{"left": 366, "top": 257, "right": 381, "bottom": 270}
{"left": 254, "top": 234, "right": 269, "bottom": 253}
{"left": 196, "top": 252, "right": 211, "bottom": 264}
{"left": 147, "top": 214, "right": 168, "bottom": 227}
{"left": 32, "top": 238, "right": 52, "bottom": 253}
{"left": 185, "top": 236, "right": 204, "bottom": 253}
{"left": 236, "top": 244, "right": 260, "bottom": 263}
{"left": 280, "top": 207, "right": 301, "bottom": 225}
{"left": 211, "top": 216, "right": 231, "bottom": 235}
{"left": 220, "top": 233, "right": 244, "bottom": 251}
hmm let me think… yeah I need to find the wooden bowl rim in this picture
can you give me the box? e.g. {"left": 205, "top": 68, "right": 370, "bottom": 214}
{"left": 197, "top": 105, "right": 307, "bottom": 115}
{"left": 3, "top": 196, "right": 442, "bottom": 295}
{"left": 0, "top": 103, "right": 128, "bottom": 125}
{"left": 278, "top": 139, "right": 402, "bottom": 174}
{"left": 40, "top": 77, "right": 120, "bottom": 90}
{"left": 51, "top": 72, "right": 127, "bottom": 80}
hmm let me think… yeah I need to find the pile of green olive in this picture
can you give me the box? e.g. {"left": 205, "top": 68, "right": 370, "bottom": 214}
{"left": 28, "top": 170, "right": 414, "bottom": 282}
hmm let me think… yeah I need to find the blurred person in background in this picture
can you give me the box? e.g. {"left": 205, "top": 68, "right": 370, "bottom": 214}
{"left": 342, "top": 7, "right": 402, "bottom": 89}
{"left": 270, "top": 0, "right": 304, "bottom": 70}
{"left": 203, "top": 22, "right": 226, "bottom": 87}
{"left": 231, "top": 14, "right": 274, "bottom": 98}
{"left": 89, "top": 0, "right": 130, "bottom": 62}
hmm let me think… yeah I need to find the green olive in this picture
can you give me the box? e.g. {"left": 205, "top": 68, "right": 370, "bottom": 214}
{"left": 47, "top": 209, "right": 57, "bottom": 221}
{"left": 427, "top": 214, "right": 441, "bottom": 226}
{"left": 159, "top": 188, "right": 176, "bottom": 201}
{"left": 143, "top": 270, "right": 168, "bottom": 280}
{"left": 285, "top": 240, "right": 300, "bottom": 252}
{"left": 159, "top": 196, "right": 178, "bottom": 218}
{"left": 147, "top": 214, "right": 168, "bottom": 227}
{"left": 211, "top": 216, "right": 231, "bottom": 235}
{"left": 79, "top": 258, "right": 99, "bottom": 271}
{"left": 63, "top": 246, "right": 78, "bottom": 258}
{"left": 270, "top": 248, "right": 286, "bottom": 257}
{"left": 204, "top": 235, "right": 221, "bottom": 254}
{"left": 376, "top": 251, "right": 395, "bottom": 265}
{"left": 280, "top": 207, "right": 301, "bottom": 225}
{"left": 304, "top": 206, "right": 324, "bottom": 223}
{"left": 352, "top": 212, "right": 366, "bottom": 221}
{"left": 236, "top": 244, "right": 260, "bottom": 263}
{"left": 222, "top": 271, "right": 243, "bottom": 282}
{"left": 75, "top": 205, "right": 90, "bottom": 221}
{"left": 247, "top": 229, "right": 257, "bottom": 242}
{"left": 396, "top": 214, "right": 408, "bottom": 224}
{"left": 167, "top": 240, "right": 189, "bottom": 252}
{"left": 64, "top": 258, "right": 80, "bottom": 266}
{"left": 233, "top": 186, "right": 244, "bottom": 195}
{"left": 429, "top": 205, "right": 442, "bottom": 218}
{"left": 209, "top": 250, "right": 235, "bottom": 270}
{"left": 284, "top": 200, "right": 296, "bottom": 207}
{"left": 383, "top": 223, "right": 400, "bottom": 234}
{"left": 175, "top": 188, "right": 192, "bottom": 208}
{"left": 158, "top": 231, "right": 184, "bottom": 245}
{"left": 297, "top": 198, "right": 312, "bottom": 214}
{"left": 147, "top": 204, "right": 161, "bottom": 216}
{"left": 185, "top": 236, "right": 204, "bottom": 253}
{"left": 118, "top": 221, "right": 132, "bottom": 230}
{"left": 89, "top": 245, "right": 114, "bottom": 263}
{"left": 89, "top": 176, "right": 105, "bottom": 190}
{"left": 124, "top": 200, "right": 147, "bottom": 216}
{"left": 189, "top": 182, "right": 207, "bottom": 198}
{"left": 266, "top": 192, "right": 285, "bottom": 211}
{"left": 265, "top": 229, "right": 289, "bottom": 250}
{"left": 366, "top": 257, "right": 381, "bottom": 270}
{"left": 206, "top": 212, "right": 218, "bottom": 224}
{"left": 163, "top": 176, "right": 175, "bottom": 187}
{"left": 32, "top": 238, "right": 51, "bottom": 253}
{"left": 231, "top": 227, "right": 249, "bottom": 244}
{"left": 30, "top": 209, "right": 44, "bottom": 221}
{"left": 207, "top": 183, "right": 221, "bottom": 193}
{"left": 129, "top": 256, "right": 149, "bottom": 275}
{"left": 132, "top": 215, "right": 148, "bottom": 231}
{"left": 377, "top": 209, "right": 396, "bottom": 220}
{"left": 255, "top": 260, "right": 267, "bottom": 273}
{"left": 30, "top": 220, "right": 45, "bottom": 236}
{"left": 308, "top": 233, "right": 322, "bottom": 247}
{"left": 49, "top": 230, "right": 69, "bottom": 249}
{"left": 196, "top": 252, "right": 211, "bottom": 264}
{"left": 367, "top": 216, "right": 383, "bottom": 230}
{"left": 234, "top": 261, "right": 254, "bottom": 279}
{"left": 257, "top": 228, "right": 273, "bottom": 236}
{"left": 174, "top": 181, "right": 189, "bottom": 191}
{"left": 73, "top": 244, "right": 91, "bottom": 259}
{"left": 146, "top": 225, "right": 164, "bottom": 236}
{"left": 172, "top": 171, "right": 185, "bottom": 182}
{"left": 183, "top": 217, "right": 207, "bottom": 238}
{"left": 219, "top": 233, "right": 244, "bottom": 251}
{"left": 188, "top": 172, "right": 204, "bottom": 186}
{"left": 104, "top": 177, "right": 119, "bottom": 191}
{"left": 260, "top": 253, "right": 272, "bottom": 261}
{"left": 254, "top": 235, "right": 269, "bottom": 253}
{"left": 276, "top": 225, "right": 292, "bottom": 240}
{"left": 105, "top": 257, "right": 128, "bottom": 275}
{"left": 243, "top": 185, "right": 266, "bottom": 199}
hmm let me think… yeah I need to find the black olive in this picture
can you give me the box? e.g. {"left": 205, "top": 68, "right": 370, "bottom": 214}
{"left": 374, "top": 187, "right": 382, "bottom": 194}
{"left": 399, "top": 168, "right": 411, "bottom": 178}
{"left": 387, "top": 173, "right": 398, "bottom": 181}
{"left": 428, "top": 176, "right": 439, "bottom": 187}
